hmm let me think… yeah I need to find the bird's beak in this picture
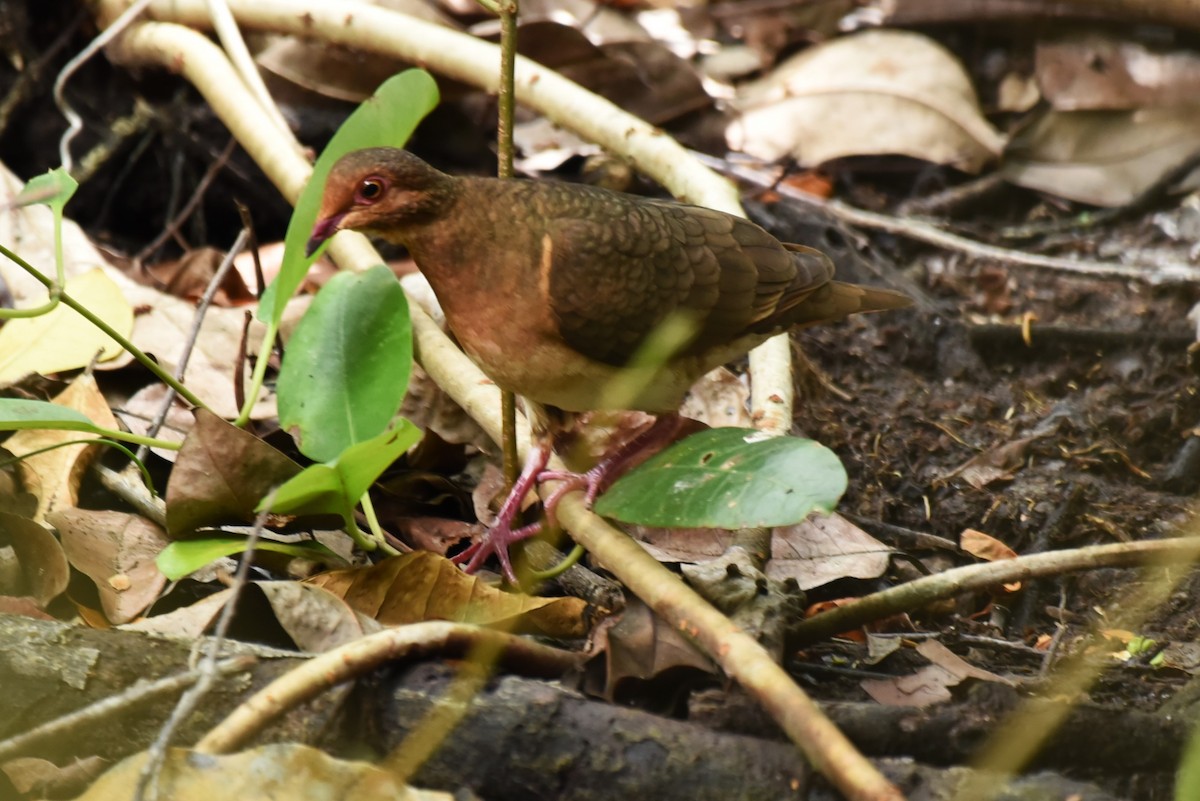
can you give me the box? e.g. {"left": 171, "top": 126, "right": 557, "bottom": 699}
{"left": 307, "top": 213, "right": 346, "bottom": 258}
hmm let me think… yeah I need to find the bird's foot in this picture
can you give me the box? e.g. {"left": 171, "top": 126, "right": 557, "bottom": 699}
{"left": 538, "top": 413, "right": 693, "bottom": 526}
{"left": 451, "top": 442, "right": 551, "bottom": 584}
{"left": 451, "top": 519, "right": 544, "bottom": 583}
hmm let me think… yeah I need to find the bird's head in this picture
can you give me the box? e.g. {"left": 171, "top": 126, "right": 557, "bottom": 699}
{"left": 307, "top": 148, "right": 458, "bottom": 256}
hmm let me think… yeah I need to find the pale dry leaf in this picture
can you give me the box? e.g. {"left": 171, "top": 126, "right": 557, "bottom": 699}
{"left": 1037, "top": 32, "right": 1200, "bottom": 111}
{"left": 960, "top": 527, "right": 1017, "bottom": 562}
{"left": 125, "top": 289, "right": 288, "bottom": 420}
{"left": 0, "top": 268, "right": 133, "bottom": 385}
{"left": 114, "top": 382, "right": 194, "bottom": 462}
{"left": 1002, "top": 107, "right": 1200, "bottom": 207}
{"left": 767, "top": 513, "right": 892, "bottom": 590}
{"left": 728, "top": 29, "right": 1005, "bottom": 171}
{"left": 939, "top": 435, "right": 1039, "bottom": 489}
{"left": 253, "top": 581, "right": 377, "bottom": 651}
{"left": 636, "top": 513, "right": 890, "bottom": 590}
{"left": 4, "top": 374, "right": 118, "bottom": 522}
{"left": 49, "top": 508, "right": 168, "bottom": 624}
{"left": 120, "top": 591, "right": 227, "bottom": 637}
{"left": 861, "top": 640, "right": 1011, "bottom": 707}
{"left": 679, "top": 367, "right": 751, "bottom": 428}
{"left": 71, "top": 744, "right": 445, "bottom": 801}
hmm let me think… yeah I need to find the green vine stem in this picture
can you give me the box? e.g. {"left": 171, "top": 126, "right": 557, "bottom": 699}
{"left": 496, "top": 0, "right": 519, "bottom": 490}
{"left": 0, "top": 436, "right": 159, "bottom": 494}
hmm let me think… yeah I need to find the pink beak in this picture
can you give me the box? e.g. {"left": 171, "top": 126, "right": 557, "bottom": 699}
{"left": 307, "top": 213, "right": 345, "bottom": 257}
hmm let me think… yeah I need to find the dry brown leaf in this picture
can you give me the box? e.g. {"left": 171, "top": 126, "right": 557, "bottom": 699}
{"left": 307, "top": 551, "right": 587, "bottom": 637}
{"left": 940, "top": 436, "right": 1039, "bottom": 489}
{"left": 768, "top": 515, "right": 893, "bottom": 589}
{"left": 137, "top": 247, "right": 255, "bottom": 305}
{"left": 4, "top": 374, "right": 117, "bottom": 522}
{"left": 1002, "top": 107, "right": 1200, "bottom": 207}
{"left": 252, "top": 581, "right": 377, "bottom": 651}
{"left": 728, "top": 29, "right": 1005, "bottom": 171}
{"left": 0, "top": 511, "right": 69, "bottom": 607}
{"left": 49, "top": 508, "right": 169, "bottom": 624}
{"left": 597, "top": 598, "right": 715, "bottom": 702}
{"left": 165, "top": 409, "right": 305, "bottom": 538}
{"left": 960, "top": 528, "right": 1018, "bottom": 562}
{"left": 636, "top": 513, "right": 890, "bottom": 591}
{"left": 861, "top": 640, "right": 1012, "bottom": 708}
{"left": 961, "top": 527, "right": 1021, "bottom": 592}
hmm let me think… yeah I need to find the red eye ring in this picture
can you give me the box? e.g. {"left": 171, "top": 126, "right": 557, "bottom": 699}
{"left": 355, "top": 177, "right": 387, "bottom": 204}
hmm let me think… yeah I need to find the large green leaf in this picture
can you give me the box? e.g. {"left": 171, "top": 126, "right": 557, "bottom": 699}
{"left": 594, "top": 428, "right": 847, "bottom": 528}
{"left": 276, "top": 266, "right": 411, "bottom": 462}
{"left": 259, "top": 68, "right": 439, "bottom": 323}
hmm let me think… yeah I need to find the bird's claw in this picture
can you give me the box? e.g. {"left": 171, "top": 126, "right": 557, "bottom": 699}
{"left": 452, "top": 520, "right": 544, "bottom": 584}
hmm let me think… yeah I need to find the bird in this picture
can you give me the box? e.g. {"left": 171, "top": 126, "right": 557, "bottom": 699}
{"left": 308, "top": 147, "right": 910, "bottom": 582}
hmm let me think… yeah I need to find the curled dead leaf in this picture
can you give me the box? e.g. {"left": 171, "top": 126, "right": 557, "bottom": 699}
{"left": 728, "top": 29, "right": 1005, "bottom": 172}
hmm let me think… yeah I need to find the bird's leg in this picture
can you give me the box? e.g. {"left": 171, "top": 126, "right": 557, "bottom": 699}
{"left": 452, "top": 441, "right": 550, "bottom": 583}
{"left": 540, "top": 412, "right": 689, "bottom": 527}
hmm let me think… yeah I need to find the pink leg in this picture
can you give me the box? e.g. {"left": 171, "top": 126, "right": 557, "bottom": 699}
{"left": 540, "top": 413, "right": 688, "bottom": 527}
{"left": 452, "top": 442, "right": 551, "bottom": 583}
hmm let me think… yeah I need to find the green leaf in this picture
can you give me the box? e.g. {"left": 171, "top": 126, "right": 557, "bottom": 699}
{"left": 260, "top": 68, "right": 439, "bottom": 323}
{"left": 276, "top": 265, "right": 411, "bottom": 462}
{"left": 594, "top": 428, "right": 847, "bottom": 529}
{"left": 264, "top": 420, "right": 422, "bottom": 521}
{"left": 0, "top": 398, "right": 98, "bottom": 431}
{"left": 16, "top": 167, "right": 78, "bottom": 213}
{"left": 156, "top": 536, "right": 342, "bottom": 581}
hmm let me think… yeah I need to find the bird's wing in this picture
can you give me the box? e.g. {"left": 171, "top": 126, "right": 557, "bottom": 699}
{"left": 544, "top": 188, "right": 822, "bottom": 366}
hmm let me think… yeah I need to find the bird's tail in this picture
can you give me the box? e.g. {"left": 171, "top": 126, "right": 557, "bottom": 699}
{"left": 780, "top": 244, "right": 912, "bottom": 325}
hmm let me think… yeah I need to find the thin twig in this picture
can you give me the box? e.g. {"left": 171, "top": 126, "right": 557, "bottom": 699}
{"left": 54, "top": 0, "right": 156, "bottom": 173}
{"left": 134, "top": 489, "right": 273, "bottom": 801}
{"left": 495, "top": 0, "right": 519, "bottom": 491}
{"left": 696, "top": 154, "right": 1200, "bottom": 285}
{"left": 135, "top": 226, "right": 249, "bottom": 463}
{"left": 793, "top": 537, "right": 1200, "bottom": 645}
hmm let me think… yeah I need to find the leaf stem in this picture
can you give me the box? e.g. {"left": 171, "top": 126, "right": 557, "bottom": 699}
{"left": 496, "top": 0, "right": 520, "bottom": 490}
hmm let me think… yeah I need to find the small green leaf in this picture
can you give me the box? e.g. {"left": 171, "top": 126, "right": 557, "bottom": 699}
{"left": 264, "top": 420, "right": 422, "bottom": 520}
{"left": 156, "top": 537, "right": 341, "bottom": 581}
{"left": 0, "top": 398, "right": 98, "bottom": 431}
{"left": 594, "top": 428, "right": 847, "bottom": 529}
{"left": 260, "top": 68, "right": 439, "bottom": 323}
{"left": 277, "top": 265, "right": 411, "bottom": 462}
{"left": 16, "top": 167, "right": 78, "bottom": 213}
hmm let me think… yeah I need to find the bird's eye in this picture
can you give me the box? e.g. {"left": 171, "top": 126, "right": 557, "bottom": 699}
{"left": 355, "top": 177, "right": 386, "bottom": 204}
